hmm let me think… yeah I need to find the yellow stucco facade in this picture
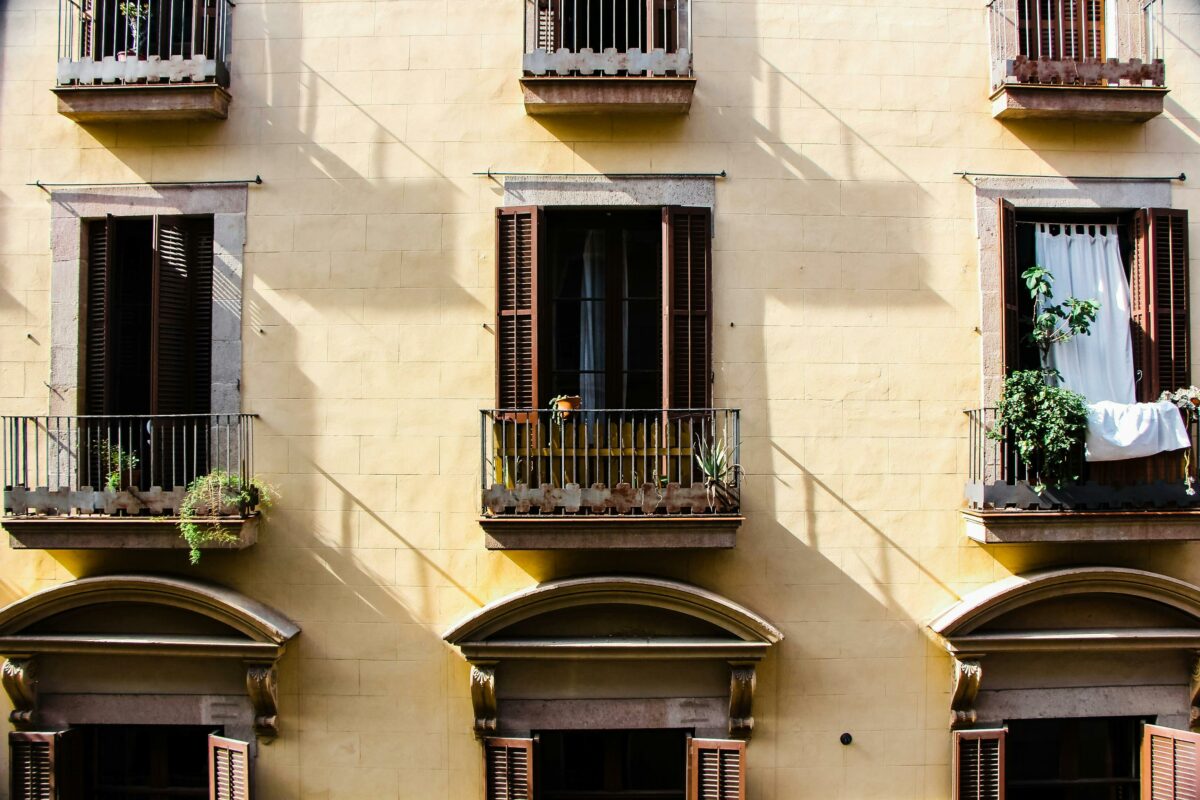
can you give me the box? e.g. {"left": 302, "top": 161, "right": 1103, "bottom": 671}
{"left": 2, "top": 0, "right": 1200, "bottom": 796}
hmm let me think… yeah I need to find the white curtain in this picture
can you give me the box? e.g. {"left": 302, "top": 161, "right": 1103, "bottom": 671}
{"left": 579, "top": 229, "right": 605, "bottom": 409}
{"left": 1036, "top": 224, "right": 1189, "bottom": 461}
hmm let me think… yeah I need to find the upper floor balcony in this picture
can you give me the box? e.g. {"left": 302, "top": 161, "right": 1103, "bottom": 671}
{"left": 53, "top": 0, "right": 232, "bottom": 122}
{"left": 987, "top": 0, "right": 1166, "bottom": 121}
{"left": 2, "top": 413, "right": 260, "bottom": 551}
{"left": 480, "top": 407, "right": 741, "bottom": 549}
{"left": 520, "top": 0, "right": 695, "bottom": 114}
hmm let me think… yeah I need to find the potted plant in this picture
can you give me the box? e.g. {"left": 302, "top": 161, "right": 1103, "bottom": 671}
{"left": 177, "top": 470, "right": 274, "bottom": 564}
{"left": 694, "top": 435, "right": 739, "bottom": 512}
{"left": 1159, "top": 385, "right": 1200, "bottom": 494}
{"left": 99, "top": 443, "right": 139, "bottom": 493}
{"left": 117, "top": 1, "right": 150, "bottom": 60}
{"left": 548, "top": 394, "right": 582, "bottom": 425}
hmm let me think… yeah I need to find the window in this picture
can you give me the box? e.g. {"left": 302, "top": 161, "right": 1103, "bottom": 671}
{"left": 999, "top": 204, "right": 1189, "bottom": 401}
{"left": 1006, "top": 717, "right": 1147, "bottom": 799}
{"left": 537, "top": 729, "right": 688, "bottom": 800}
{"left": 495, "top": 205, "right": 711, "bottom": 413}
{"left": 1017, "top": 0, "right": 1105, "bottom": 61}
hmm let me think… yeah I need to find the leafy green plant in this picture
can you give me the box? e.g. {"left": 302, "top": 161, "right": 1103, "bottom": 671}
{"left": 177, "top": 471, "right": 274, "bottom": 565}
{"left": 117, "top": 1, "right": 149, "bottom": 53}
{"left": 98, "top": 443, "right": 139, "bottom": 493}
{"left": 989, "top": 370, "right": 1090, "bottom": 493}
{"left": 548, "top": 394, "right": 581, "bottom": 426}
{"left": 694, "top": 436, "right": 739, "bottom": 511}
{"left": 1023, "top": 265, "right": 1100, "bottom": 352}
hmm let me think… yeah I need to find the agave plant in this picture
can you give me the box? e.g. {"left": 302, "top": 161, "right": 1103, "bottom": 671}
{"left": 694, "top": 436, "right": 739, "bottom": 512}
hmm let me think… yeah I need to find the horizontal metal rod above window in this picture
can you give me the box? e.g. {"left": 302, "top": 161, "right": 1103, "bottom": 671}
{"left": 956, "top": 170, "right": 1185, "bottom": 182}
{"left": 475, "top": 169, "right": 727, "bottom": 179}
{"left": 28, "top": 176, "right": 263, "bottom": 190}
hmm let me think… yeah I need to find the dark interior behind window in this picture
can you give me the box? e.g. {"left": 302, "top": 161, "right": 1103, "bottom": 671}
{"left": 81, "top": 724, "right": 213, "bottom": 799}
{"left": 537, "top": 728, "right": 688, "bottom": 800}
{"left": 1006, "top": 716, "right": 1150, "bottom": 800}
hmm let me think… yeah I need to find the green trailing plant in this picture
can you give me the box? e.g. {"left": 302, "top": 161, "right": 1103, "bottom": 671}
{"left": 548, "top": 394, "right": 581, "bottom": 426}
{"left": 989, "top": 369, "right": 1090, "bottom": 493}
{"left": 178, "top": 470, "right": 274, "bottom": 565}
{"left": 98, "top": 443, "right": 139, "bottom": 493}
{"left": 1023, "top": 265, "right": 1100, "bottom": 353}
{"left": 694, "top": 436, "right": 739, "bottom": 512}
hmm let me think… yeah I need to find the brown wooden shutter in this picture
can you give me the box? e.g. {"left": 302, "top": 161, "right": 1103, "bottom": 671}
{"left": 208, "top": 734, "right": 250, "bottom": 800}
{"left": 10, "top": 730, "right": 80, "bottom": 800}
{"left": 953, "top": 728, "right": 1005, "bottom": 800}
{"left": 495, "top": 207, "right": 541, "bottom": 417}
{"left": 1141, "top": 723, "right": 1200, "bottom": 799}
{"left": 663, "top": 206, "right": 713, "bottom": 410}
{"left": 484, "top": 737, "right": 533, "bottom": 800}
{"left": 688, "top": 738, "right": 745, "bottom": 800}
{"left": 152, "top": 216, "right": 210, "bottom": 416}
{"left": 84, "top": 216, "right": 115, "bottom": 415}
{"left": 1145, "top": 208, "right": 1189, "bottom": 400}
{"left": 999, "top": 199, "right": 1020, "bottom": 378}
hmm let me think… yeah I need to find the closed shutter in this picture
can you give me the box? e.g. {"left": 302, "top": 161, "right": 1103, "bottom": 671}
{"left": 10, "top": 730, "right": 80, "bottom": 800}
{"left": 1133, "top": 209, "right": 1190, "bottom": 400}
{"left": 484, "top": 737, "right": 533, "bottom": 800}
{"left": 84, "top": 216, "right": 115, "bottom": 415}
{"left": 152, "top": 216, "right": 211, "bottom": 416}
{"left": 495, "top": 207, "right": 541, "bottom": 417}
{"left": 1141, "top": 724, "right": 1200, "bottom": 799}
{"left": 953, "top": 728, "right": 1005, "bottom": 800}
{"left": 663, "top": 206, "right": 712, "bottom": 410}
{"left": 998, "top": 199, "right": 1020, "bottom": 377}
{"left": 208, "top": 734, "right": 250, "bottom": 800}
{"left": 688, "top": 738, "right": 745, "bottom": 800}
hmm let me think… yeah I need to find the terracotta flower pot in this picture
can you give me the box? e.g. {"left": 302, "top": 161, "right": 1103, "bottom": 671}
{"left": 554, "top": 395, "right": 582, "bottom": 420}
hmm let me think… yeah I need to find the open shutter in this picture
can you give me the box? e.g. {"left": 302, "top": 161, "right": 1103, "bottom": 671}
{"left": 663, "top": 207, "right": 712, "bottom": 410}
{"left": 953, "top": 728, "right": 1005, "bottom": 800}
{"left": 688, "top": 738, "right": 745, "bottom": 800}
{"left": 84, "top": 216, "right": 115, "bottom": 415}
{"left": 998, "top": 199, "right": 1020, "bottom": 378}
{"left": 190, "top": 217, "right": 214, "bottom": 415}
{"left": 484, "top": 737, "right": 533, "bottom": 800}
{"left": 495, "top": 207, "right": 541, "bottom": 417}
{"left": 1141, "top": 723, "right": 1200, "bottom": 799}
{"left": 209, "top": 734, "right": 250, "bottom": 800}
{"left": 10, "top": 730, "right": 80, "bottom": 800}
{"left": 152, "top": 216, "right": 197, "bottom": 416}
{"left": 1146, "top": 208, "right": 1190, "bottom": 399}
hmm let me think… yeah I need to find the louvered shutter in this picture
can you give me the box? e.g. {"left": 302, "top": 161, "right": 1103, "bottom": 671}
{"left": 688, "top": 738, "right": 745, "bottom": 800}
{"left": 663, "top": 206, "right": 712, "bottom": 410}
{"left": 84, "top": 216, "right": 115, "bottom": 415}
{"left": 153, "top": 216, "right": 199, "bottom": 416}
{"left": 10, "top": 730, "right": 80, "bottom": 800}
{"left": 495, "top": 207, "right": 541, "bottom": 419}
{"left": 209, "top": 734, "right": 250, "bottom": 800}
{"left": 1141, "top": 724, "right": 1200, "bottom": 799}
{"left": 484, "top": 737, "right": 533, "bottom": 800}
{"left": 1132, "top": 209, "right": 1190, "bottom": 401}
{"left": 953, "top": 728, "right": 1005, "bottom": 800}
{"left": 190, "top": 218, "right": 214, "bottom": 415}
{"left": 998, "top": 200, "right": 1020, "bottom": 377}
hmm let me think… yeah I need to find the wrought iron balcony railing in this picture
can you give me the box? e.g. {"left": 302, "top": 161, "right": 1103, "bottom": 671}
{"left": 966, "top": 407, "right": 1200, "bottom": 511}
{"left": 523, "top": 0, "right": 692, "bottom": 77}
{"left": 481, "top": 408, "right": 739, "bottom": 517}
{"left": 987, "top": 0, "right": 1165, "bottom": 90}
{"left": 56, "top": 0, "right": 232, "bottom": 87}
{"left": 3, "top": 414, "right": 254, "bottom": 518}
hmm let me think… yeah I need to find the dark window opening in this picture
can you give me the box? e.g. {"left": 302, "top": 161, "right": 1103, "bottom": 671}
{"left": 544, "top": 208, "right": 663, "bottom": 410}
{"left": 1017, "top": 0, "right": 1105, "bottom": 61}
{"left": 539, "top": 0, "right": 679, "bottom": 56}
{"left": 1006, "top": 716, "right": 1150, "bottom": 800}
{"left": 80, "top": 724, "right": 214, "bottom": 799}
{"left": 536, "top": 729, "right": 688, "bottom": 800}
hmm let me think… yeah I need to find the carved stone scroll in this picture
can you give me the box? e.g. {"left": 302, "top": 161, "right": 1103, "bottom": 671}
{"left": 1190, "top": 653, "right": 1200, "bottom": 732}
{"left": 245, "top": 662, "right": 280, "bottom": 740}
{"left": 2, "top": 657, "right": 37, "bottom": 726}
{"left": 950, "top": 658, "right": 983, "bottom": 729}
{"left": 471, "top": 662, "right": 498, "bottom": 739}
{"left": 728, "top": 663, "right": 756, "bottom": 739}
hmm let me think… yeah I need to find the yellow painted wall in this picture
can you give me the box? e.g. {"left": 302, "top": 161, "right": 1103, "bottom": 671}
{"left": 2, "top": 0, "right": 1200, "bottom": 796}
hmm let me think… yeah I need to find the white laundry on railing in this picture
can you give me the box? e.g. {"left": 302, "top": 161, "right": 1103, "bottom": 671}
{"left": 1036, "top": 223, "right": 1190, "bottom": 461}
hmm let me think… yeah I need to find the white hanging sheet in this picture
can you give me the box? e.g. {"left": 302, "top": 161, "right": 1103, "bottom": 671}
{"left": 1036, "top": 223, "right": 1189, "bottom": 462}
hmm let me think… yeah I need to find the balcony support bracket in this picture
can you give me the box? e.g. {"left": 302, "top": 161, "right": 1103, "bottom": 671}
{"left": 1, "top": 656, "right": 38, "bottom": 728}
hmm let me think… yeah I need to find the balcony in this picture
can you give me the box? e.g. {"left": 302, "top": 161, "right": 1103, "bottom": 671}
{"left": 2, "top": 414, "right": 258, "bottom": 550}
{"left": 480, "top": 408, "right": 742, "bottom": 549}
{"left": 964, "top": 408, "right": 1200, "bottom": 543}
{"left": 53, "top": 0, "right": 232, "bottom": 122}
{"left": 520, "top": 0, "right": 694, "bottom": 115}
{"left": 987, "top": 0, "right": 1166, "bottom": 122}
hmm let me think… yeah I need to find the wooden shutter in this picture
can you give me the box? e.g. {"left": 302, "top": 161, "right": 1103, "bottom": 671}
{"left": 152, "top": 216, "right": 212, "bottom": 416}
{"left": 663, "top": 206, "right": 713, "bottom": 410}
{"left": 10, "top": 730, "right": 80, "bottom": 800}
{"left": 999, "top": 200, "right": 1020, "bottom": 377}
{"left": 84, "top": 216, "right": 115, "bottom": 415}
{"left": 484, "top": 737, "right": 533, "bottom": 800}
{"left": 209, "top": 734, "right": 250, "bottom": 800}
{"left": 688, "top": 738, "right": 745, "bottom": 800}
{"left": 1133, "top": 209, "right": 1190, "bottom": 400}
{"left": 495, "top": 207, "right": 541, "bottom": 417}
{"left": 1141, "top": 723, "right": 1200, "bottom": 799}
{"left": 953, "top": 728, "right": 1005, "bottom": 800}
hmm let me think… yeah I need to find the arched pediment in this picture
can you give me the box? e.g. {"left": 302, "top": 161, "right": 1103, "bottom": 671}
{"left": 929, "top": 567, "right": 1200, "bottom": 655}
{"left": 444, "top": 575, "right": 783, "bottom": 659}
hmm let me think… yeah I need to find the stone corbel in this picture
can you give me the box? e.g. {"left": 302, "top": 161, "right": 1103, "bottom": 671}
{"left": 728, "top": 662, "right": 756, "bottom": 739}
{"left": 950, "top": 658, "right": 983, "bottom": 729}
{"left": 471, "top": 662, "right": 498, "bottom": 739}
{"left": 1189, "top": 653, "right": 1200, "bottom": 732}
{"left": 2, "top": 656, "right": 37, "bottom": 727}
{"left": 245, "top": 662, "right": 280, "bottom": 740}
